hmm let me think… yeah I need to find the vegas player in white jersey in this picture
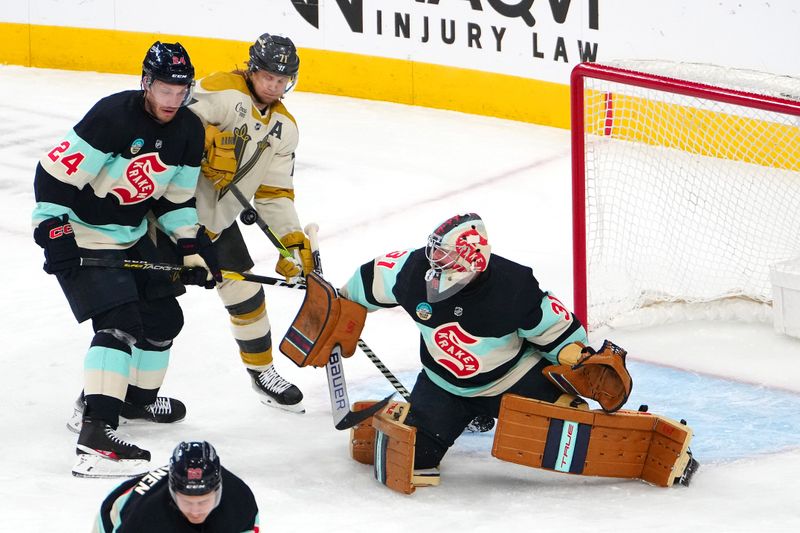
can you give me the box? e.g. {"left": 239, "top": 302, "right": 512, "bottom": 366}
{"left": 187, "top": 33, "right": 312, "bottom": 411}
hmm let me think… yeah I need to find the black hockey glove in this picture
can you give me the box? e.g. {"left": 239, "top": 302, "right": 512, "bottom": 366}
{"left": 176, "top": 226, "right": 222, "bottom": 288}
{"left": 33, "top": 215, "right": 80, "bottom": 275}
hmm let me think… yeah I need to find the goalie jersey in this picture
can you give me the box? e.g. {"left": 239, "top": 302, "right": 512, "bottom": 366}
{"left": 188, "top": 71, "right": 302, "bottom": 237}
{"left": 340, "top": 248, "right": 587, "bottom": 397}
{"left": 32, "top": 90, "right": 204, "bottom": 249}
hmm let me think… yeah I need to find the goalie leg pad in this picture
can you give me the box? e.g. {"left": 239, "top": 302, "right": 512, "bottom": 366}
{"left": 279, "top": 272, "right": 367, "bottom": 367}
{"left": 491, "top": 394, "right": 695, "bottom": 487}
{"left": 370, "top": 402, "right": 439, "bottom": 494}
{"left": 350, "top": 401, "right": 378, "bottom": 465}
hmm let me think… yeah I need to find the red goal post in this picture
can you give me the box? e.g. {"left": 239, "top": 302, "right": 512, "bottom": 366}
{"left": 571, "top": 62, "right": 800, "bottom": 331}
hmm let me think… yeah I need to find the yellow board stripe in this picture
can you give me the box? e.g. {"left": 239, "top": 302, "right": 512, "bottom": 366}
{"left": 0, "top": 22, "right": 571, "bottom": 128}
{"left": 585, "top": 90, "right": 800, "bottom": 171}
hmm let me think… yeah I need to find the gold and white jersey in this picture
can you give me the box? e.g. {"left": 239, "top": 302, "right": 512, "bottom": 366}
{"left": 189, "top": 71, "right": 301, "bottom": 237}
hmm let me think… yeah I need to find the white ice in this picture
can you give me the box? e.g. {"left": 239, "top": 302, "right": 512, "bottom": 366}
{"left": 1, "top": 66, "right": 799, "bottom": 532}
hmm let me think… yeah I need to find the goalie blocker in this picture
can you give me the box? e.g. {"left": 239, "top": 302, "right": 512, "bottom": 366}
{"left": 492, "top": 394, "right": 699, "bottom": 487}
{"left": 280, "top": 272, "right": 367, "bottom": 367}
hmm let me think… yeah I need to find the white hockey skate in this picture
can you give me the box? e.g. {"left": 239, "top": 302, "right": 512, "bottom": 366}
{"left": 247, "top": 365, "right": 305, "bottom": 413}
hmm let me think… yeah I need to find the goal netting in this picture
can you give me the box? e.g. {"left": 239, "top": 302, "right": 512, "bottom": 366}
{"left": 571, "top": 61, "right": 800, "bottom": 331}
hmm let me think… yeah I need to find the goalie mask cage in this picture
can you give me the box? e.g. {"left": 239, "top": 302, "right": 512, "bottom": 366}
{"left": 571, "top": 62, "right": 800, "bottom": 331}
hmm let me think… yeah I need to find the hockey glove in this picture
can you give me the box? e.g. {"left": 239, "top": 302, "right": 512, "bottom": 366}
{"left": 33, "top": 214, "right": 80, "bottom": 275}
{"left": 176, "top": 226, "right": 222, "bottom": 289}
{"left": 201, "top": 125, "right": 238, "bottom": 190}
{"left": 276, "top": 231, "right": 314, "bottom": 281}
{"left": 543, "top": 340, "right": 633, "bottom": 413}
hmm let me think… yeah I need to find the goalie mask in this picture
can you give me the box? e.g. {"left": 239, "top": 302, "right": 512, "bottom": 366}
{"left": 424, "top": 213, "right": 491, "bottom": 302}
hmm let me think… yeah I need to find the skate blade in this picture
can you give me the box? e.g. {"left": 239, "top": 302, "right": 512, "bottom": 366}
{"left": 257, "top": 396, "right": 306, "bottom": 414}
{"left": 71, "top": 454, "right": 150, "bottom": 479}
{"left": 66, "top": 413, "right": 148, "bottom": 434}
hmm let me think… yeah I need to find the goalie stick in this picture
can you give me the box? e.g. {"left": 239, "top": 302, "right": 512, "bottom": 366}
{"left": 304, "top": 223, "right": 393, "bottom": 430}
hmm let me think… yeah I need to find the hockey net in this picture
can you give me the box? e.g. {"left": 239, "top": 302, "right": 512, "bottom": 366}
{"left": 572, "top": 61, "right": 800, "bottom": 331}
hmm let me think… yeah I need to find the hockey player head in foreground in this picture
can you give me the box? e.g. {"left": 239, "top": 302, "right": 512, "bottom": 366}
{"left": 172, "top": 32, "right": 308, "bottom": 415}
{"left": 32, "top": 39, "right": 220, "bottom": 478}
{"left": 93, "top": 441, "right": 260, "bottom": 532}
{"left": 281, "top": 213, "right": 697, "bottom": 493}
{"left": 141, "top": 41, "right": 196, "bottom": 124}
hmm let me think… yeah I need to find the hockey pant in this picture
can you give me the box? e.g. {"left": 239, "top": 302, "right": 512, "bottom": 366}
{"left": 405, "top": 359, "right": 562, "bottom": 469}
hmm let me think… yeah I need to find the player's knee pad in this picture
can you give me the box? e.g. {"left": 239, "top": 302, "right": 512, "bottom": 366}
{"left": 141, "top": 296, "right": 184, "bottom": 342}
{"left": 92, "top": 302, "right": 144, "bottom": 345}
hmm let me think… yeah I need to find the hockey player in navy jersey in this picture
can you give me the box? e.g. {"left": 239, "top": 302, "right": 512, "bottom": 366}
{"left": 93, "top": 441, "right": 259, "bottom": 532}
{"left": 32, "top": 42, "right": 221, "bottom": 477}
{"left": 339, "top": 213, "right": 591, "bottom": 471}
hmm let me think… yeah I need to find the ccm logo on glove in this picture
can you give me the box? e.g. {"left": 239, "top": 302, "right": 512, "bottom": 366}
{"left": 48, "top": 223, "right": 74, "bottom": 239}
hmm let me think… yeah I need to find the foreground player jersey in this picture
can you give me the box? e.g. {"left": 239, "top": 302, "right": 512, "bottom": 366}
{"left": 341, "top": 248, "right": 587, "bottom": 397}
{"left": 189, "top": 71, "right": 301, "bottom": 237}
{"left": 32, "top": 90, "right": 204, "bottom": 249}
{"left": 93, "top": 465, "right": 259, "bottom": 533}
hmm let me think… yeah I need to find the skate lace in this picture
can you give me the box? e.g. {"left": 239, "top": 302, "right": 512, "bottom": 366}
{"left": 258, "top": 366, "right": 292, "bottom": 394}
{"left": 146, "top": 397, "right": 172, "bottom": 416}
{"left": 103, "top": 426, "right": 134, "bottom": 448}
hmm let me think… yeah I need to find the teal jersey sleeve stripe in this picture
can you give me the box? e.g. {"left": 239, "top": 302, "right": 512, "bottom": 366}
{"left": 519, "top": 294, "right": 567, "bottom": 338}
{"left": 84, "top": 346, "right": 130, "bottom": 377}
{"left": 32, "top": 202, "right": 148, "bottom": 244}
{"left": 157, "top": 207, "right": 200, "bottom": 238}
{"left": 342, "top": 268, "right": 386, "bottom": 312}
{"left": 31, "top": 201, "right": 70, "bottom": 224}
{"left": 169, "top": 164, "right": 200, "bottom": 190}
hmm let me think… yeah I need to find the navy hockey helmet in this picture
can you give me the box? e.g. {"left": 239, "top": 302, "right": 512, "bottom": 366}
{"left": 142, "top": 41, "right": 195, "bottom": 85}
{"left": 248, "top": 33, "right": 300, "bottom": 92}
{"left": 169, "top": 441, "right": 222, "bottom": 497}
{"left": 424, "top": 213, "right": 491, "bottom": 302}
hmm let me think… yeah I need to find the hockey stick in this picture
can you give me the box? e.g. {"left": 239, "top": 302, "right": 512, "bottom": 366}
{"left": 79, "top": 257, "right": 307, "bottom": 290}
{"left": 304, "top": 223, "right": 394, "bottom": 430}
{"left": 226, "top": 183, "right": 294, "bottom": 259}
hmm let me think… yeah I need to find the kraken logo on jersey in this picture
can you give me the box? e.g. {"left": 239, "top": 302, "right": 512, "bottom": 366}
{"left": 432, "top": 322, "right": 482, "bottom": 378}
{"left": 111, "top": 152, "right": 167, "bottom": 205}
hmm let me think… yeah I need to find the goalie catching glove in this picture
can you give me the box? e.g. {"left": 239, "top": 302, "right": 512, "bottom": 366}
{"left": 542, "top": 340, "right": 633, "bottom": 413}
{"left": 279, "top": 272, "right": 367, "bottom": 367}
{"left": 276, "top": 231, "right": 314, "bottom": 281}
{"left": 201, "top": 125, "right": 238, "bottom": 190}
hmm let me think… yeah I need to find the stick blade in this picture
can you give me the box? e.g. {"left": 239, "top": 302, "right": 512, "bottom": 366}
{"left": 334, "top": 393, "right": 394, "bottom": 430}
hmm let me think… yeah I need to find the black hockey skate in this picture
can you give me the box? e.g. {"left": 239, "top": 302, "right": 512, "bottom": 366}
{"left": 72, "top": 418, "right": 151, "bottom": 478}
{"left": 247, "top": 365, "right": 305, "bottom": 413}
{"left": 675, "top": 449, "right": 700, "bottom": 487}
{"left": 67, "top": 393, "right": 186, "bottom": 433}
{"left": 465, "top": 414, "right": 495, "bottom": 433}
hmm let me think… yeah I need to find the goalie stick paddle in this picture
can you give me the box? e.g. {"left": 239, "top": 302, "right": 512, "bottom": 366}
{"left": 79, "top": 257, "right": 307, "bottom": 289}
{"left": 305, "top": 223, "right": 394, "bottom": 430}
